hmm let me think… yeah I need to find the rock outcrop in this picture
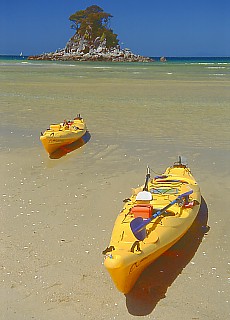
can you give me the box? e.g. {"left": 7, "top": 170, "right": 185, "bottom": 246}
{"left": 28, "top": 33, "right": 153, "bottom": 62}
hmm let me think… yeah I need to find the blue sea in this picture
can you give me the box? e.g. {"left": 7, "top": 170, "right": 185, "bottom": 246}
{"left": 1, "top": 54, "right": 230, "bottom": 63}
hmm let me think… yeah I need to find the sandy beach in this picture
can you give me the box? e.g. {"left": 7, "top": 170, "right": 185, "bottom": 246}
{"left": 1, "top": 59, "right": 230, "bottom": 319}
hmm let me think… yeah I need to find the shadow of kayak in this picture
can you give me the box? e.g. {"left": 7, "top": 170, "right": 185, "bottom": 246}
{"left": 125, "top": 196, "right": 210, "bottom": 316}
{"left": 49, "top": 131, "right": 91, "bottom": 159}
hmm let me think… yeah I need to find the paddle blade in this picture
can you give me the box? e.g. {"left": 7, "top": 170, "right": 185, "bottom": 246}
{"left": 130, "top": 217, "right": 147, "bottom": 241}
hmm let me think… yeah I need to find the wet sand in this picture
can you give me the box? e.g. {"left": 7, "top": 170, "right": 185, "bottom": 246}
{"left": 1, "top": 61, "right": 230, "bottom": 319}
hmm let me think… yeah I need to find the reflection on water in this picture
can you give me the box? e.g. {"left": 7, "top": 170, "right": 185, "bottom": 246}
{"left": 125, "top": 197, "right": 209, "bottom": 316}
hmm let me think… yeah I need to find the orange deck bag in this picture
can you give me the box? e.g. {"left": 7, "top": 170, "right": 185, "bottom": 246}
{"left": 131, "top": 204, "right": 153, "bottom": 219}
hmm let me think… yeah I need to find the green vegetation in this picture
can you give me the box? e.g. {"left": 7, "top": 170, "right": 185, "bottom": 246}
{"left": 69, "top": 5, "right": 119, "bottom": 48}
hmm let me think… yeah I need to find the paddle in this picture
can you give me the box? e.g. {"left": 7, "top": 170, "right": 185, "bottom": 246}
{"left": 130, "top": 190, "right": 193, "bottom": 241}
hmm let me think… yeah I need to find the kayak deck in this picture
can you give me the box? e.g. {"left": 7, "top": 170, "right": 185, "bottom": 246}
{"left": 40, "top": 116, "right": 86, "bottom": 154}
{"left": 103, "top": 160, "right": 201, "bottom": 293}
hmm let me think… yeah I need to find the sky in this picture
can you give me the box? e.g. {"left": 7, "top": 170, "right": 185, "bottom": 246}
{"left": 1, "top": 0, "right": 230, "bottom": 57}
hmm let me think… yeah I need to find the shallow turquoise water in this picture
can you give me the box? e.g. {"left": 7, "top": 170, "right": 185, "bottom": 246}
{"left": 1, "top": 57, "right": 230, "bottom": 152}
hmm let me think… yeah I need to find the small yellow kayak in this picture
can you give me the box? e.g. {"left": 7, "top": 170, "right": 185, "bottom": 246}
{"left": 40, "top": 115, "right": 87, "bottom": 154}
{"left": 103, "top": 157, "right": 201, "bottom": 294}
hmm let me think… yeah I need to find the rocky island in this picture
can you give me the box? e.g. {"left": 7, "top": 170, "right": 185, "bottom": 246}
{"left": 28, "top": 5, "right": 153, "bottom": 63}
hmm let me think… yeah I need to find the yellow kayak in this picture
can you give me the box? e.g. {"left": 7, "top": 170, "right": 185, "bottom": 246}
{"left": 40, "top": 115, "right": 87, "bottom": 154}
{"left": 103, "top": 157, "right": 201, "bottom": 294}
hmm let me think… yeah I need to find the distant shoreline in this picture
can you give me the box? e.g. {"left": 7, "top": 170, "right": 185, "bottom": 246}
{"left": 1, "top": 55, "right": 230, "bottom": 64}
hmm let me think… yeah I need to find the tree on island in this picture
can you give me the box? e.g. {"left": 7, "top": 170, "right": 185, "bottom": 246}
{"left": 28, "top": 4, "right": 153, "bottom": 62}
{"left": 69, "top": 5, "right": 119, "bottom": 48}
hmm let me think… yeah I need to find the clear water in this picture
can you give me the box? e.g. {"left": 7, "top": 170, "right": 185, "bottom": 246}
{"left": 1, "top": 55, "right": 230, "bottom": 174}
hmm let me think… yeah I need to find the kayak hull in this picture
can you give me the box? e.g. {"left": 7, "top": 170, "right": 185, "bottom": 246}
{"left": 103, "top": 161, "right": 201, "bottom": 294}
{"left": 40, "top": 118, "right": 86, "bottom": 154}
